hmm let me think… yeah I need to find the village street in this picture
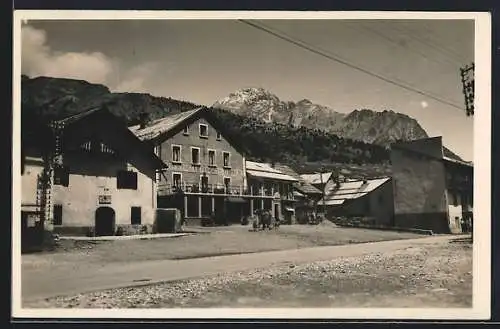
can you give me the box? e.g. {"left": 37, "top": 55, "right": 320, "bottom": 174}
{"left": 22, "top": 232, "right": 471, "bottom": 308}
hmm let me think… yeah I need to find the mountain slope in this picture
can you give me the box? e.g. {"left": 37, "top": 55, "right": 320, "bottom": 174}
{"left": 21, "top": 75, "right": 200, "bottom": 124}
{"left": 20, "top": 75, "right": 391, "bottom": 168}
{"left": 330, "top": 109, "right": 429, "bottom": 145}
{"left": 214, "top": 87, "right": 346, "bottom": 133}
{"left": 213, "top": 87, "right": 429, "bottom": 147}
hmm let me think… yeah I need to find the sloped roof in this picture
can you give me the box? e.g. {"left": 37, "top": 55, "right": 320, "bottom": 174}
{"left": 272, "top": 164, "right": 302, "bottom": 180}
{"left": 318, "top": 177, "right": 391, "bottom": 206}
{"left": 293, "top": 181, "right": 323, "bottom": 195}
{"left": 273, "top": 164, "right": 323, "bottom": 195}
{"left": 57, "top": 106, "right": 102, "bottom": 125}
{"left": 443, "top": 156, "right": 473, "bottom": 168}
{"left": 300, "top": 172, "right": 333, "bottom": 185}
{"left": 246, "top": 161, "right": 298, "bottom": 182}
{"left": 129, "top": 107, "right": 203, "bottom": 141}
{"left": 55, "top": 107, "right": 167, "bottom": 169}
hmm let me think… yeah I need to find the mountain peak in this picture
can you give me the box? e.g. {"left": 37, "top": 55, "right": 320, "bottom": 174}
{"left": 215, "top": 89, "right": 429, "bottom": 147}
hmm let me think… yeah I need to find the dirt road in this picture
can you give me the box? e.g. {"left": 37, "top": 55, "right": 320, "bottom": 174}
{"left": 22, "top": 235, "right": 467, "bottom": 307}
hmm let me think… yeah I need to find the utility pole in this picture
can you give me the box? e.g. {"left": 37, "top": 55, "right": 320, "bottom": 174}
{"left": 460, "top": 63, "right": 475, "bottom": 116}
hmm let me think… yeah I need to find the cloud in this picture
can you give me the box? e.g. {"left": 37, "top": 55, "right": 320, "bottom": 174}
{"left": 420, "top": 101, "right": 429, "bottom": 109}
{"left": 113, "top": 62, "right": 159, "bottom": 93}
{"left": 21, "top": 25, "right": 156, "bottom": 93}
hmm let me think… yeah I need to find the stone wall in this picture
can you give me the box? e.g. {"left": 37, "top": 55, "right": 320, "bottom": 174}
{"left": 391, "top": 148, "right": 450, "bottom": 233}
{"left": 157, "top": 117, "right": 246, "bottom": 191}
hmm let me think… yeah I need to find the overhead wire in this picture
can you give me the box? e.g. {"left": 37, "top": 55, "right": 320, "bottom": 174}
{"left": 238, "top": 19, "right": 465, "bottom": 111}
{"left": 381, "top": 21, "right": 468, "bottom": 66}
{"left": 401, "top": 22, "right": 471, "bottom": 63}
{"left": 345, "top": 21, "right": 462, "bottom": 69}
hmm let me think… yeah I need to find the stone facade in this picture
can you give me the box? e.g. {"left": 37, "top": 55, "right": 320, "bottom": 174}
{"left": 391, "top": 147, "right": 450, "bottom": 233}
{"left": 156, "top": 116, "right": 246, "bottom": 193}
{"left": 390, "top": 137, "right": 473, "bottom": 234}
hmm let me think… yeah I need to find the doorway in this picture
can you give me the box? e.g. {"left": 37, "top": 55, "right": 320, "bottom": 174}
{"left": 273, "top": 203, "right": 280, "bottom": 221}
{"left": 95, "top": 206, "right": 116, "bottom": 236}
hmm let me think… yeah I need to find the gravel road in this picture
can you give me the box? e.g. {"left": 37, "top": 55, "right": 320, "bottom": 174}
{"left": 25, "top": 237, "right": 472, "bottom": 309}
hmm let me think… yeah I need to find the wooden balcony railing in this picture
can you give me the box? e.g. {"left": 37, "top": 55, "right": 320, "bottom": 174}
{"left": 157, "top": 182, "right": 294, "bottom": 200}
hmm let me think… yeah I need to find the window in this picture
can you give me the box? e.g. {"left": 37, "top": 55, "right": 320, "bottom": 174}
{"left": 154, "top": 144, "right": 162, "bottom": 157}
{"left": 117, "top": 170, "right": 138, "bottom": 190}
{"left": 53, "top": 205, "right": 63, "bottom": 225}
{"left": 191, "top": 147, "right": 200, "bottom": 165}
{"left": 183, "top": 125, "right": 190, "bottom": 135}
{"left": 216, "top": 132, "right": 222, "bottom": 141}
{"left": 223, "top": 152, "right": 231, "bottom": 168}
{"left": 131, "top": 206, "right": 142, "bottom": 225}
{"left": 201, "top": 175, "right": 209, "bottom": 192}
{"left": 172, "top": 145, "right": 181, "bottom": 163}
{"left": 199, "top": 124, "right": 208, "bottom": 138}
{"left": 172, "top": 173, "right": 182, "bottom": 188}
{"left": 208, "top": 150, "right": 216, "bottom": 167}
{"left": 224, "top": 177, "right": 231, "bottom": 190}
{"left": 54, "top": 165, "right": 70, "bottom": 187}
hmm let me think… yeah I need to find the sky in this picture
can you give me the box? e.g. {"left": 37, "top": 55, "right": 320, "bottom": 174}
{"left": 21, "top": 18, "right": 475, "bottom": 160}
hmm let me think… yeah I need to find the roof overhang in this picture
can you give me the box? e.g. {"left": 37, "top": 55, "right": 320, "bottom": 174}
{"left": 247, "top": 170, "right": 299, "bottom": 182}
{"left": 318, "top": 199, "right": 345, "bottom": 206}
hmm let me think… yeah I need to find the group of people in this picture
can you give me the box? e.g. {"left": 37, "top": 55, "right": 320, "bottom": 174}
{"left": 251, "top": 209, "right": 280, "bottom": 231}
{"left": 460, "top": 215, "right": 473, "bottom": 233}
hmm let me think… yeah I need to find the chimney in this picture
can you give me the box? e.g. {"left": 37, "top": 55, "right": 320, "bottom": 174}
{"left": 138, "top": 112, "right": 150, "bottom": 129}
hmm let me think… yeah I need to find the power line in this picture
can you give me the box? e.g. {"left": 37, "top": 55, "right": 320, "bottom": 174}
{"left": 384, "top": 22, "right": 467, "bottom": 66}
{"left": 239, "top": 19, "right": 464, "bottom": 111}
{"left": 401, "top": 22, "right": 470, "bottom": 63}
{"left": 345, "top": 22, "right": 461, "bottom": 69}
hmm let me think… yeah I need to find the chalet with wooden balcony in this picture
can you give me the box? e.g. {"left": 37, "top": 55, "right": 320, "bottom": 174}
{"left": 390, "top": 136, "right": 473, "bottom": 234}
{"left": 130, "top": 107, "right": 251, "bottom": 225}
{"left": 245, "top": 161, "right": 299, "bottom": 224}
{"left": 21, "top": 107, "right": 167, "bottom": 238}
{"left": 272, "top": 164, "right": 323, "bottom": 224}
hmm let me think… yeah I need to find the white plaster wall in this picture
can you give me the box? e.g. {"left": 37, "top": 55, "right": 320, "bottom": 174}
{"left": 52, "top": 152, "right": 156, "bottom": 228}
{"left": 447, "top": 190, "right": 463, "bottom": 233}
{"left": 21, "top": 158, "right": 44, "bottom": 209}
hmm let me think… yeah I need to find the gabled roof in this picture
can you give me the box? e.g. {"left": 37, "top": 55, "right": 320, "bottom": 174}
{"left": 129, "top": 107, "right": 248, "bottom": 155}
{"left": 57, "top": 106, "right": 102, "bottom": 125}
{"left": 300, "top": 172, "right": 333, "bottom": 185}
{"left": 318, "top": 177, "right": 391, "bottom": 206}
{"left": 55, "top": 107, "right": 167, "bottom": 170}
{"left": 293, "top": 181, "right": 323, "bottom": 195}
{"left": 246, "top": 161, "right": 298, "bottom": 182}
{"left": 272, "top": 164, "right": 323, "bottom": 195}
{"left": 129, "top": 107, "right": 203, "bottom": 141}
{"left": 272, "top": 164, "right": 301, "bottom": 180}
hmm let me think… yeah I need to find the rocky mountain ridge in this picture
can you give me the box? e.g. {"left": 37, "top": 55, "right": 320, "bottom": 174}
{"left": 213, "top": 87, "right": 429, "bottom": 147}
